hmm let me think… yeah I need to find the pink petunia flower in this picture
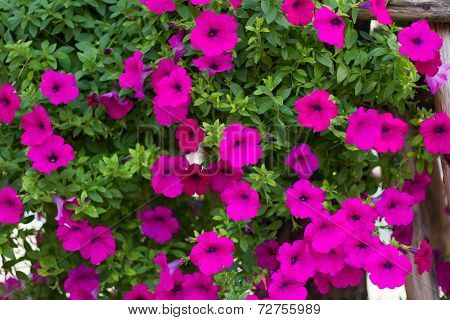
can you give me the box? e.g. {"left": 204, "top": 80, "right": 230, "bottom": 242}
{"left": 153, "top": 97, "right": 190, "bottom": 127}
{"left": 268, "top": 268, "right": 307, "bottom": 300}
{"left": 392, "top": 223, "right": 413, "bottom": 249}
{"left": 334, "top": 197, "right": 377, "bottom": 232}
{"left": 151, "top": 155, "right": 189, "bottom": 198}
{"left": 183, "top": 272, "right": 218, "bottom": 300}
{"left": 51, "top": 195, "right": 78, "bottom": 223}
{"left": 312, "top": 246, "right": 346, "bottom": 275}
{"left": 229, "top": 0, "right": 242, "bottom": 9}
{"left": 255, "top": 240, "right": 280, "bottom": 271}
{"left": 294, "top": 89, "right": 338, "bottom": 132}
{"left": 190, "top": 231, "right": 235, "bottom": 275}
{"left": 373, "top": 113, "right": 408, "bottom": 153}
{"left": 277, "top": 240, "right": 315, "bottom": 281}
{"left": 207, "top": 160, "right": 243, "bottom": 193}
{"left": 425, "top": 63, "right": 450, "bottom": 94}
{"left": 168, "top": 30, "right": 187, "bottom": 62}
{"left": 99, "top": 90, "right": 134, "bottom": 120}
{"left": 181, "top": 164, "right": 210, "bottom": 196}
{"left": 154, "top": 67, "right": 192, "bottom": 108}
{"left": 313, "top": 272, "right": 331, "bottom": 294}
{"left": 56, "top": 219, "right": 91, "bottom": 252}
{"left": 415, "top": 52, "right": 442, "bottom": 77}
{"left": 175, "top": 118, "right": 205, "bottom": 153}
{"left": 330, "top": 265, "right": 364, "bottom": 288}
{"left": 28, "top": 135, "right": 75, "bottom": 174}
{"left": 313, "top": 7, "right": 345, "bottom": 48}
{"left": 190, "top": 11, "right": 238, "bottom": 56}
{"left": 0, "top": 186, "right": 23, "bottom": 224}
{"left": 20, "top": 105, "right": 53, "bottom": 146}
{"left": 285, "top": 179, "right": 325, "bottom": 219}
{"left": 346, "top": 107, "right": 382, "bottom": 151}
{"left": 376, "top": 188, "right": 415, "bottom": 226}
{"left": 0, "top": 84, "right": 20, "bottom": 124}
{"left": 124, "top": 283, "right": 154, "bottom": 300}
{"left": 398, "top": 20, "right": 443, "bottom": 62}
{"left": 219, "top": 123, "right": 262, "bottom": 168}
{"left": 419, "top": 111, "right": 450, "bottom": 154}
{"left": 119, "top": 51, "right": 151, "bottom": 99}
{"left": 64, "top": 265, "right": 99, "bottom": 300}
{"left": 221, "top": 181, "right": 260, "bottom": 221}
{"left": 139, "top": 206, "right": 179, "bottom": 243}
{"left": 154, "top": 253, "right": 186, "bottom": 300}
{"left": 80, "top": 226, "right": 116, "bottom": 265}
{"left": 402, "top": 171, "right": 432, "bottom": 204}
{"left": 285, "top": 144, "right": 319, "bottom": 179}
{"left": 150, "top": 59, "right": 178, "bottom": 89}
{"left": 190, "top": 0, "right": 211, "bottom": 5}
{"left": 281, "top": 0, "right": 315, "bottom": 26}
{"left": 87, "top": 92, "right": 100, "bottom": 106}
{"left": 367, "top": 0, "right": 392, "bottom": 25}
{"left": 40, "top": 70, "right": 79, "bottom": 105}
{"left": 139, "top": 0, "right": 176, "bottom": 14}
{"left": 436, "top": 256, "right": 450, "bottom": 294}
{"left": 413, "top": 239, "right": 432, "bottom": 274}
{"left": 366, "top": 244, "right": 412, "bottom": 289}
{"left": 193, "top": 53, "right": 234, "bottom": 75}
{"left": 343, "top": 231, "right": 382, "bottom": 269}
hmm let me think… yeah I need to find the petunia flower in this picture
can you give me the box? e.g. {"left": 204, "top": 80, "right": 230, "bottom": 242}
{"left": 28, "top": 135, "right": 75, "bottom": 174}
{"left": 190, "top": 0, "right": 211, "bottom": 5}
{"left": 86, "top": 92, "right": 100, "bottom": 106}
{"left": 139, "top": 0, "right": 176, "bottom": 14}
{"left": 0, "top": 84, "right": 20, "bottom": 124}
{"left": 313, "top": 272, "right": 331, "bottom": 294}
{"left": 436, "top": 255, "right": 450, "bottom": 294}
{"left": 312, "top": 246, "right": 346, "bottom": 275}
{"left": 281, "top": 0, "right": 315, "bottom": 26}
{"left": 153, "top": 97, "right": 190, "bottom": 127}
{"left": 285, "top": 179, "right": 325, "bottom": 219}
{"left": 119, "top": 51, "right": 151, "bottom": 99}
{"left": 155, "top": 269, "right": 187, "bottom": 300}
{"left": 99, "top": 90, "right": 134, "bottom": 120}
{"left": 190, "top": 231, "right": 235, "bottom": 275}
{"left": 51, "top": 195, "right": 78, "bottom": 223}
{"left": 56, "top": 219, "right": 91, "bottom": 252}
{"left": 193, "top": 53, "right": 234, "bottom": 75}
{"left": 373, "top": 112, "right": 408, "bottom": 153}
{"left": 20, "top": 105, "right": 53, "bottom": 146}
{"left": 268, "top": 267, "right": 308, "bottom": 300}
{"left": 151, "top": 155, "right": 189, "bottom": 198}
{"left": 64, "top": 265, "right": 99, "bottom": 300}
{"left": 413, "top": 239, "right": 432, "bottom": 274}
{"left": 419, "top": 111, "right": 450, "bottom": 154}
{"left": 154, "top": 67, "right": 191, "bottom": 107}
{"left": 330, "top": 265, "right": 364, "bottom": 288}
{"left": 367, "top": 0, "right": 392, "bottom": 25}
{"left": 346, "top": 107, "right": 382, "bottom": 151}
{"left": 414, "top": 52, "right": 442, "bottom": 77}
{"left": 0, "top": 186, "right": 23, "bottom": 224}
{"left": 181, "top": 164, "right": 211, "bottom": 196}
{"left": 221, "top": 181, "right": 260, "bottom": 221}
{"left": 392, "top": 223, "right": 413, "bottom": 250}
{"left": 168, "top": 30, "right": 187, "bottom": 62}
{"left": 277, "top": 240, "right": 315, "bottom": 282}
{"left": 402, "top": 171, "right": 432, "bottom": 204}
{"left": 229, "top": 0, "right": 242, "bottom": 9}
{"left": 343, "top": 231, "right": 382, "bottom": 269}
{"left": 313, "top": 7, "right": 345, "bottom": 48}
{"left": 255, "top": 240, "right": 280, "bottom": 271}
{"left": 335, "top": 197, "right": 377, "bottom": 232}
{"left": 80, "top": 226, "right": 116, "bottom": 265}
{"left": 150, "top": 59, "right": 178, "bottom": 89}
{"left": 207, "top": 160, "right": 243, "bottom": 193}
{"left": 398, "top": 20, "right": 443, "bottom": 62}
{"left": 175, "top": 118, "right": 205, "bottom": 153}
{"left": 190, "top": 11, "right": 238, "bottom": 56}
{"left": 425, "top": 63, "right": 450, "bottom": 94}
{"left": 376, "top": 188, "right": 415, "bottom": 226}
{"left": 124, "top": 283, "right": 154, "bottom": 300}
{"left": 294, "top": 89, "right": 338, "bottom": 132}
{"left": 182, "top": 272, "right": 218, "bottom": 300}
{"left": 219, "top": 123, "right": 262, "bottom": 168}
{"left": 139, "top": 206, "right": 179, "bottom": 243}
{"left": 285, "top": 144, "right": 319, "bottom": 179}
{"left": 40, "top": 70, "right": 79, "bottom": 105}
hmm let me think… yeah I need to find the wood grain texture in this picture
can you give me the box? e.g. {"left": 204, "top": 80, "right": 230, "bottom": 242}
{"left": 359, "top": 0, "right": 450, "bottom": 22}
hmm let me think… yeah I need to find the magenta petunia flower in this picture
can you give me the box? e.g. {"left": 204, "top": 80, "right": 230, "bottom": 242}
{"left": 277, "top": 240, "right": 315, "bottom": 282}
{"left": 181, "top": 164, "right": 210, "bottom": 196}
{"left": 313, "top": 7, "right": 345, "bottom": 48}
{"left": 285, "top": 179, "right": 325, "bottom": 219}
{"left": 330, "top": 265, "right": 364, "bottom": 288}
{"left": 150, "top": 59, "right": 178, "bottom": 89}
{"left": 28, "top": 135, "right": 75, "bottom": 174}
{"left": 175, "top": 118, "right": 205, "bottom": 153}
{"left": 414, "top": 239, "right": 432, "bottom": 274}
{"left": 229, "top": 0, "right": 242, "bottom": 9}
{"left": 124, "top": 283, "right": 154, "bottom": 300}
{"left": 0, "top": 186, "right": 23, "bottom": 224}
{"left": 367, "top": 0, "right": 392, "bottom": 25}
{"left": 313, "top": 272, "right": 331, "bottom": 294}
{"left": 219, "top": 123, "right": 262, "bottom": 168}
{"left": 343, "top": 231, "right": 382, "bottom": 269}
{"left": 366, "top": 245, "right": 412, "bottom": 289}
{"left": 140, "top": 0, "right": 176, "bottom": 14}
{"left": 87, "top": 92, "right": 100, "bottom": 106}
{"left": 153, "top": 97, "right": 190, "bottom": 127}
{"left": 334, "top": 198, "right": 377, "bottom": 232}
{"left": 392, "top": 223, "right": 413, "bottom": 248}
{"left": 402, "top": 171, "right": 432, "bottom": 204}
{"left": 151, "top": 155, "right": 189, "bottom": 198}
{"left": 154, "top": 67, "right": 191, "bottom": 108}
{"left": 56, "top": 219, "right": 91, "bottom": 252}
{"left": 119, "top": 51, "right": 151, "bottom": 99}
{"left": 80, "top": 226, "right": 116, "bottom": 265}
{"left": 398, "top": 20, "right": 443, "bottom": 62}
{"left": 139, "top": 206, "right": 179, "bottom": 243}
{"left": 436, "top": 258, "right": 450, "bottom": 294}
{"left": 294, "top": 89, "right": 338, "bottom": 132}
{"left": 183, "top": 272, "right": 218, "bottom": 300}
{"left": 419, "top": 111, "right": 450, "bottom": 154}
{"left": 425, "top": 63, "right": 450, "bottom": 94}
{"left": 190, "top": 11, "right": 238, "bottom": 56}
{"left": 190, "top": 231, "right": 235, "bottom": 275}
{"left": 255, "top": 240, "right": 280, "bottom": 271}
{"left": 20, "top": 105, "right": 53, "bottom": 146}
{"left": 304, "top": 211, "right": 349, "bottom": 253}
{"left": 346, "top": 107, "right": 381, "bottom": 151}
{"left": 415, "top": 52, "right": 442, "bottom": 77}
{"left": 0, "top": 84, "right": 20, "bottom": 124}
{"left": 64, "top": 265, "right": 99, "bottom": 300}
{"left": 281, "top": 0, "right": 315, "bottom": 26}
{"left": 155, "top": 269, "right": 187, "bottom": 300}
{"left": 168, "top": 30, "right": 187, "bottom": 62}
{"left": 312, "top": 246, "right": 346, "bottom": 275}
{"left": 376, "top": 188, "right": 415, "bottom": 226}
{"left": 373, "top": 113, "right": 408, "bottom": 153}
{"left": 99, "top": 90, "right": 134, "bottom": 120}
{"left": 193, "top": 53, "right": 234, "bottom": 75}
{"left": 221, "top": 181, "right": 260, "bottom": 221}
{"left": 190, "top": 0, "right": 211, "bottom": 5}
{"left": 40, "top": 70, "right": 79, "bottom": 105}
{"left": 51, "top": 195, "right": 78, "bottom": 223}
{"left": 285, "top": 144, "right": 319, "bottom": 179}
{"left": 268, "top": 268, "right": 307, "bottom": 300}
{"left": 207, "top": 160, "right": 243, "bottom": 193}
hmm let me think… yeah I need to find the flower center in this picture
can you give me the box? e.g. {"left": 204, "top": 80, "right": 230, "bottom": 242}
{"left": 382, "top": 126, "right": 390, "bottom": 133}
{"left": 435, "top": 126, "right": 445, "bottom": 134}
{"left": 299, "top": 195, "right": 308, "bottom": 201}
{"left": 292, "top": 0, "right": 301, "bottom": 8}
{"left": 163, "top": 169, "right": 171, "bottom": 175}
{"left": 312, "top": 105, "right": 322, "bottom": 111}
{"left": 52, "top": 84, "right": 60, "bottom": 93}
{"left": 357, "top": 242, "right": 367, "bottom": 249}
{"left": 383, "top": 262, "right": 393, "bottom": 269}
{"left": 208, "top": 29, "right": 218, "bottom": 38}
{"left": 38, "top": 122, "right": 45, "bottom": 130}
{"left": 351, "top": 214, "right": 361, "bottom": 221}
{"left": 330, "top": 17, "right": 342, "bottom": 26}
{"left": 173, "top": 83, "right": 182, "bottom": 92}
{"left": 389, "top": 202, "right": 397, "bottom": 209}
{"left": 48, "top": 154, "right": 58, "bottom": 163}
{"left": 210, "top": 63, "right": 219, "bottom": 70}
{"left": 0, "top": 97, "right": 10, "bottom": 106}
{"left": 192, "top": 173, "right": 200, "bottom": 180}
{"left": 207, "top": 247, "right": 217, "bottom": 253}
{"left": 291, "top": 256, "right": 298, "bottom": 264}
{"left": 412, "top": 37, "right": 422, "bottom": 45}
{"left": 173, "top": 285, "right": 182, "bottom": 292}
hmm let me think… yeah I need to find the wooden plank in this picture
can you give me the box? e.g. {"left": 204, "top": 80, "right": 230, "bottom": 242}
{"left": 359, "top": 0, "right": 450, "bottom": 23}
